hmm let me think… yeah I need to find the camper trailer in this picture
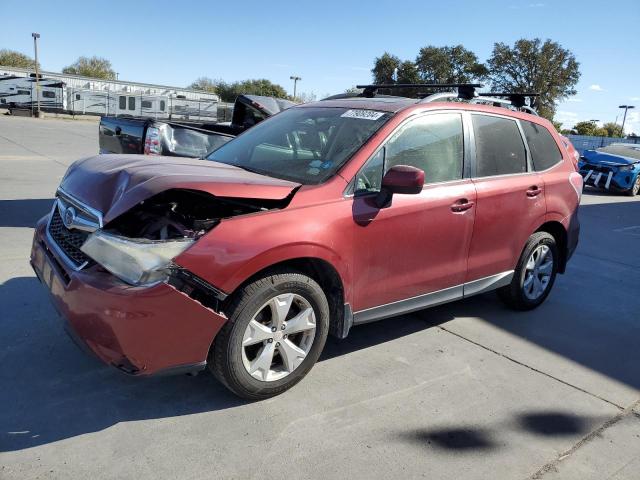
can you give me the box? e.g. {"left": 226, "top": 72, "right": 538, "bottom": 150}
{"left": 0, "top": 68, "right": 221, "bottom": 121}
{"left": 0, "top": 74, "right": 65, "bottom": 110}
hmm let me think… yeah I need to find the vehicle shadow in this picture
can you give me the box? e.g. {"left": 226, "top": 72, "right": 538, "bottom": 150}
{"left": 397, "top": 411, "right": 601, "bottom": 452}
{"left": 0, "top": 198, "right": 54, "bottom": 227}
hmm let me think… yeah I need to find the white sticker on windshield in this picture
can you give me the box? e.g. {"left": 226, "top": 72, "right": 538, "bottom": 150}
{"left": 340, "top": 109, "right": 385, "bottom": 121}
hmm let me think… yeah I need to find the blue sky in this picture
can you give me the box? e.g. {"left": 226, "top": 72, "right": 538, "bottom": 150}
{"left": 2, "top": 0, "right": 639, "bottom": 132}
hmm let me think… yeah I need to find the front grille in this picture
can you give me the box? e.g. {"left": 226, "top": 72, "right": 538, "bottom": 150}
{"left": 48, "top": 207, "right": 91, "bottom": 267}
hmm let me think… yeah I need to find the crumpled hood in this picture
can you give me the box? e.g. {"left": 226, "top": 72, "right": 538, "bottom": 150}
{"left": 60, "top": 154, "right": 300, "bottom": 223}
{"left": 583, "top": 149, "right": 639, "bottom": 166}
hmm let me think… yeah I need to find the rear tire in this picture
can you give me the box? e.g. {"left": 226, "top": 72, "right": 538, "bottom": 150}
{"left": 626, "top": 175, "right": 640, "bottom": 196}
{"left": 498, "top": 232, "right": 558, "bottom": 311}
{"left": 209, "top": 271, "right": 329, "bottom": 400}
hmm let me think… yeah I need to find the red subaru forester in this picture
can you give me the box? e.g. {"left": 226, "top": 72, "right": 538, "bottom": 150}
{"left": 31, "top": 87, "right": 581, "bottom": 399}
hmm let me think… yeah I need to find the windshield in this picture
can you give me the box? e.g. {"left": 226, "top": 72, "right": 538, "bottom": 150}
{"left": 207, "top": 107, "right": 391, "bottom": 184}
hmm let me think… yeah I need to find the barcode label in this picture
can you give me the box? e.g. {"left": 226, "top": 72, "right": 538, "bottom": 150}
{"left": 340, "top": 109, "right": 385, "bottom": 120}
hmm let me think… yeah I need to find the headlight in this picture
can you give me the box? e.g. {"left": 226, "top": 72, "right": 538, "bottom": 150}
{"left": 80, "top": 230, "right": 194, "bottom": 285}
{"left": 618, "top": 164, "right": 635, "bottom": 171}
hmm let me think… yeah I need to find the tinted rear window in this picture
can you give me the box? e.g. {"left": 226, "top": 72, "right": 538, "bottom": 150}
{"left": 473, "top": 114, "right": 526, "bottom": 177}
{"left": 521, "top": 121, "right": 562, "bottom": 171}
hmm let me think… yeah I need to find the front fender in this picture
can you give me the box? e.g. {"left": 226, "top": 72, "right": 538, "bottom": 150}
{"left": 174, "top": 201, "right": 355, "bottom": 303}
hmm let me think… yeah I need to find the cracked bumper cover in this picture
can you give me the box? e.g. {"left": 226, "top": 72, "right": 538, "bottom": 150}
{"left": 30, "top": 217, "right": 228, "bottom": 376}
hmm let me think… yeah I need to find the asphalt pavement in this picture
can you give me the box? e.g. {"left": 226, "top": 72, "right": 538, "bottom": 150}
{"left": 0, "top": 115, "right": 638, "bottom": 479}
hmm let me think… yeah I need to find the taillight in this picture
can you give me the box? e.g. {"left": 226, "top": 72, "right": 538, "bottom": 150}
{"left": 144, "top": 127, "right": 162, "bottom": 155}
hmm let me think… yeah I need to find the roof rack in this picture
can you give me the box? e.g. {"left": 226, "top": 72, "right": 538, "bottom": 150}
{"left": 341, "top": 83, "right": 540, "bottom": 115}
{"left": 356, "top": 83, "right": 483, "bottom": 100}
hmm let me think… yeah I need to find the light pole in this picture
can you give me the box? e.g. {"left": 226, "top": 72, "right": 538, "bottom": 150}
{"left": 290, "top": 75, "right": 301, "bottom": 99}
{"left": 619, "top": 105, "right": 635, "bottom": 137}
{"left": 32, "top": 32, "right": 41, "bottom": 118}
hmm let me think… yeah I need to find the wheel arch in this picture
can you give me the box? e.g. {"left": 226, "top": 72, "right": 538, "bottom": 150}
{"left": 535, "top": 220, "right": 568, "bottom": 273}
{"left": 223, "top": 256, "right": 351, "bottom": 339}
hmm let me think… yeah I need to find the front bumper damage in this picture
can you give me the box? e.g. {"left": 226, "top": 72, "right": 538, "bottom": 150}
{"left": 30, "top": 217, "right": 228, "bottom": 376}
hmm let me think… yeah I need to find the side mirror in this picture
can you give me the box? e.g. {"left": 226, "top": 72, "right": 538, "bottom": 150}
{"left": 376, "top": 165, "right": 424, "bottom": 208}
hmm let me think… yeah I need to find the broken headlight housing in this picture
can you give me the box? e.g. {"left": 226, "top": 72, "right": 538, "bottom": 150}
{"left": 80, "top": 230, "right": 194, "bottom": 285}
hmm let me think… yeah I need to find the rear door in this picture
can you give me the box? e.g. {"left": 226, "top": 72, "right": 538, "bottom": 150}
{"left": 466, "top": 113, "right": 546, "bottom": 283}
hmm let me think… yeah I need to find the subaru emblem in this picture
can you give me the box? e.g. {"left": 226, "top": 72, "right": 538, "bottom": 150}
{"left": 63, "top": 206, "right": 77, "bottom": 229}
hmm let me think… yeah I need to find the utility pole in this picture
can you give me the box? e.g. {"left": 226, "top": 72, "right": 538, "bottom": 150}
{"left": 619, "top": 105, "right": 635, "bottom": 137}
{"left": 32, "top": 32, "right": 41, "bottom": 118}
{"left": 290, "top": 75, "right": 301, "bottom": 99}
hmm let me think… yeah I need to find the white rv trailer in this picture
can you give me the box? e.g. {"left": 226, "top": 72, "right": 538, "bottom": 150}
{"left": 0, "top": 66, "right": 223, "bottom": 121}
{"left": 0, "top": 74, "right": 66, "bottom": 110}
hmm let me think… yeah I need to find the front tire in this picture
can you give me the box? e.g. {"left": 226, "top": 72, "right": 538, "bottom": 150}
{"left": 498, "top": 232, "right": 558, "bottom": 311}
{"left": 209, "top": 272, "right": 329, "bottom": 400}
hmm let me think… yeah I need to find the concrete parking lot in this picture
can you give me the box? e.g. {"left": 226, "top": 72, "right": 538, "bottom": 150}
{"left": 0, "top": 115, "right": 639, "bottom": 479}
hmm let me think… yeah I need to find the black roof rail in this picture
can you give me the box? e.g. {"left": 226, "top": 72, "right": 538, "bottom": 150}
{"left": 355, "top": 83, "right": 483, "bottom": 99}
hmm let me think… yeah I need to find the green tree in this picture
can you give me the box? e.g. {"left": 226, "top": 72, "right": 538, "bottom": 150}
{"left": 602, "top": 122, "right": 623, "bottom": 137}
{"left": 344, "top": 86, "right": 363, "bottom": 95}
{"left": 573, "top": 121, "right": 598, "bottom": 136}
{"left": 188, "top": 77, "right": 218, "bottom": 92}
{"left": 62, "top": 56, "right": 116, "bottom": 79}
{"left": 415, "top": 45, "right": 487, "bottom": 84}
{"left": 189, "top": 78, "right": 290, "bottom": 102}
{"left": 551, "top": 120, "right": 563, "bottom": 132}
{"left": 372, "top": 52, "right": 401, "bottom": 84}
{"left": 0, "top": 49, "right": 38, "bottom": 69}
{"left": 487, "top": 38, "right": 580, "bottom": 120}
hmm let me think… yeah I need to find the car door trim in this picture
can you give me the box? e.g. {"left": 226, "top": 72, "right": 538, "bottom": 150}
{"left": 352, "top": 270, "right": 514, "bottom": 325}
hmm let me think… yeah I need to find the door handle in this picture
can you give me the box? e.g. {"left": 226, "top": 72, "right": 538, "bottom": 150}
{"left": 526, "top": 186, "right": 542, "bottom": 197}
{"left": 451, "top": 199, "right": 474, "bottom": 212}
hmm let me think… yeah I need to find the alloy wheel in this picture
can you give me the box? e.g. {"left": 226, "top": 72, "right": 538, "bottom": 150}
{"left": 523, "top": 244, "right": 554, "bottom": 300}
{"left": 241, "top": 293, "right": 316, "bottom": 382}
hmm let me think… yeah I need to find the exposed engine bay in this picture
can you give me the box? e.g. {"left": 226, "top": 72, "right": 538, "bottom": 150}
{"left": 104, "top": 189, "right": 289, "bottom": 240}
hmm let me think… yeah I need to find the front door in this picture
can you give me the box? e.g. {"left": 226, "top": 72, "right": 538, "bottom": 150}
{"left": 350, "top": 112, "right": 476, "bottom": 319}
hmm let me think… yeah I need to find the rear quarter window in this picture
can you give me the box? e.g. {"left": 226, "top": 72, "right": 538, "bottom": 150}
{"left": 521, "top": 121, "right": 563, "bottom": 171}
{"left": 472, "top": 114, "right": 527, "bottom": 177}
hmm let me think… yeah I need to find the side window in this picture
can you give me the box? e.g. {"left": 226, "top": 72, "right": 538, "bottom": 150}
{"left": 472, "top": 114, "right": 527, "bottom": 177}
{"left": 355, "top": 148, "right": 385, "bottom": 193}
{"left": 385, "top": 113, "right": 464, "bottom": 184}
{"left": 75, "top": 94, "right": 81, "bottom": 100}
{"left": 18, "top": 90, "right": 30, "bottom": 95}
{"left": 128, "top": 97, "right": 136, "bottom": 111}
{"left": 521, "top": 120, "right": 563, "bottom": 171}
{"left": 354, "top": 113, "right": 464, "bottom": 194}
{"left": 119, "top": 96, "right": 126, "bottom": 109}
{"left": 42, "top": 91, "right": 55, "bottom": 98}
{"left": 159, "top": 100, "right": 166, "bottom": 111}
{"left": 141, "top": 100, "right": 152, "bottom": 108}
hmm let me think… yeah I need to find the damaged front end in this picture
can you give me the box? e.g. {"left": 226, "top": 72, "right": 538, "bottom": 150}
{"left": 78, "top": 188, "right": 291, "bottom": 289}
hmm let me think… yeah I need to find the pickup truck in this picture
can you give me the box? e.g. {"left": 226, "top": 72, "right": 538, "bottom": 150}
{"left": 99, "top": 95, "right": 296, "bottom": 158}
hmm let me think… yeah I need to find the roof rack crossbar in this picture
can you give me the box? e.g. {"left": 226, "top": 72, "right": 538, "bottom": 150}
{"left": 356, "top": 83, "right": 483, "bottom": 99}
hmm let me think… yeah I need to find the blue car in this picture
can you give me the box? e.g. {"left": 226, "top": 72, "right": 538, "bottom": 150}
{"left": 578, "top": 144, "right": 640, "bottom": 196}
